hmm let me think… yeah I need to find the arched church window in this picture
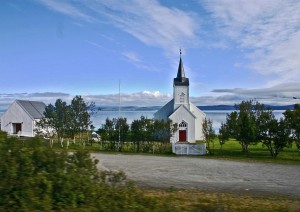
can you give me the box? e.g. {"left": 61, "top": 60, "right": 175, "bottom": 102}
{"left": 179, "top": 121, "right": 187, "bottom": 128}
{"left": 180, "top": 92, "right": 185, "bottom": 103}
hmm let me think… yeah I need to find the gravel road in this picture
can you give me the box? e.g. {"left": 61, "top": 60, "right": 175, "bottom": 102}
{"left": 91, "top": 153, "right": 300, "bottom": 197}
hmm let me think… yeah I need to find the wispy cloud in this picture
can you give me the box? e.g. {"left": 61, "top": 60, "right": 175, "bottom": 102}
{"left": 0, "top": 92, "right": 72, "bottom": 111}
{"left": 0, "top": 91, "right": 172, "bottom": 111}
{"left": 202, "top": 0, "right": 300, "bottom": 84}
{"left": 86, "top": 40, "right": 106, "bottom": 50}
{"left": 92, "top": 0, "right": 200, "bottom": 55}
{"left": 37, "top": 0, "right": 200, "bottom": 56}
{"left": 85, "top": 90, "right": 171, "bottom": 106}
{"left": 122, "top": 51, "right": 158, "bottom": 71}
{"left": 210, "top": 82, "right": 300, "bottom": 105}
{"left": 37, "top": 0, "right": 94, "bottom": 22}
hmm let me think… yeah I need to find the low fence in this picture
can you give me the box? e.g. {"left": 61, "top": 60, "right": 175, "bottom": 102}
{"left": 172, "top": 143, "right": 206, "bottom": 155}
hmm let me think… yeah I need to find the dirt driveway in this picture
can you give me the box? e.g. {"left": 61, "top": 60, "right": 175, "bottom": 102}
{"left": 91, "top": 153, "right": 300, "bottom": 197}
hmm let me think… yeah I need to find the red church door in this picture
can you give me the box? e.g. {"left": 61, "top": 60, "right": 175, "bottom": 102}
{"left": 179, "top": 130, "right": 187, "bottom": 142}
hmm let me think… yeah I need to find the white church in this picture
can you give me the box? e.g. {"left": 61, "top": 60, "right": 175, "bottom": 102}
{"left": 154, "top": 52, "right": 206, "bottom": 144}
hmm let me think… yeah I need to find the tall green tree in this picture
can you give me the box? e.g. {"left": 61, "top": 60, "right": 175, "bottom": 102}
{"left": 225, "top": 100, "right": 261, "bottom": 152}
{"left": 100, "top": 118, "right": 117, "bottom": 150}
{"left": 202, "top": 118, "right": 216, "bottom": 155}
{"left": 131, "top": 116, "right": 148, "bottom": 152}
{"left": 284, "top": 104, "right": 300, "bottom": 152}
{"left": 152, "top": 119, "right": 177, "bottom": 153}
{"left": 70, "top": 96, "right": 93, "bottom": 144}
{"left": 218, "top": 122, "right": 229, "bottom": 154}
{"left": 37, "top": 96, "right": 94, "bottom": 148}
{"left": 115, "top": 117, "right": 129, "bottom": 151}
{"left": 36, "top": 99, "right": 69, "bottom": 146}
{"left": 257, "top": 108, "right": 291, "bottom": 157}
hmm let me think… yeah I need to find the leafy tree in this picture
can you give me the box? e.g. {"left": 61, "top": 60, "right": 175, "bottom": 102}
{"left": 218, "top": 122, "right": 229, "bottom": 154}
{"left": 36, "top": 99, "right": 69, "bottom": 147}
{"left": 115, "top": 117, "right": 129, "bottom": 151}
{"left": 225, "top": 100, "right": 262, "bottom": 153}
{"left": 36, "top": 96, "right": 94, "bottom": 148}
{"left": 271, "top": 118, "right": 292, "bottom": 157}
{"left": 152, "top": 119, "right": 177, "bottom": 153}
{"left": 256, "top": 108, "right": 292, "bottom": 157}
{"left": 101, "top": 118, "right": 117, "bottom": 150}
{"left": 284, "top": 104, "right": 300, "bottom": 152}
{"left": 70, "top": 95, "right": 93, "bottom": 145}
{"left": 202, "top": 118, "right": 216, "bottom": 155}
{"left": 131, "top": 116, "right": 147, "bottom": 152}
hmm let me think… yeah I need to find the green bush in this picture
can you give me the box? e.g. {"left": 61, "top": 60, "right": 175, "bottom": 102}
{"left": 0, "top": 133, "right": 158, "bottom": 211}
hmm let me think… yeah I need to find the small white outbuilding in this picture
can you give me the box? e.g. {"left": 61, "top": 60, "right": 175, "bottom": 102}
{"left": 0, "top": 100, "right": 46, "bottom": 137}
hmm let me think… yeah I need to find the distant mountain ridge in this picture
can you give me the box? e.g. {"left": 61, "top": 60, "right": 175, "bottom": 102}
{"left": 0, "top": 105, "right": 295, "bottom": 114}
{"left": 198, "top": 105, "right": 295, "bottom": 110}
{"left": 95, "top": 105, "right": 295, "bottom": 111}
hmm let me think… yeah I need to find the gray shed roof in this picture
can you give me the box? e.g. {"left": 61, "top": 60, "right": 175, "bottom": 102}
{"left": 16, "top": 100, "right": 46, "bottom": 119}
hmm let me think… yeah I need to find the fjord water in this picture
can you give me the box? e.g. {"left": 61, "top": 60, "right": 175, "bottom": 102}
{"left": 91, "top": 110, "right": 285, "bottom": 132}
{"left": 0, "top": 110, "right": 284, "bottom": 132}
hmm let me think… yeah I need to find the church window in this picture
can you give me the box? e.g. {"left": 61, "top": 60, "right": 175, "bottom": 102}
{"left": 180, "top": 92, "right": 185, "bottom": 103}
{"left": 179, "top": 121, "right": 187, "bottom": 128}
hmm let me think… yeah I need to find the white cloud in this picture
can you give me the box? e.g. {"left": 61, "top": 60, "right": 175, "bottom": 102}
{"left": 91, "top": 0, "right": 199, "bottom": 55}
{"left": 202, "top": 0, "right": 300, "bottom": 84}
{"left": 210, "top": 82, "right": 300, "bottom": 105}
{"left": 37, "top": 0, "right": 94, "bottom": 22}
{"left": 85, "top": 91, "right": 171, "bottom": 106}
{"left": 122, "top": 51, "right": 158, "bottom": 71}
{"left": 0, "top": 91, "right": 172, "bottom": 110}
{"left": 37, "top": 0, "right": 200, "bottom": 56}
{"left": 122, "top": 51, "right": 141, "bottom": 63}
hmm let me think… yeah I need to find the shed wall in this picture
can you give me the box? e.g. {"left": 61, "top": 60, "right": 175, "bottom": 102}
{"left": 0, "top": 101, "right": 34, "bottom": 137}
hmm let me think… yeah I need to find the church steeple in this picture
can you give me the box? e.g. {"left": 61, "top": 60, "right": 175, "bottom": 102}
{"left": 174, "top": 49, "right": 189, "bottom": 86}
{"left": 173, "top": 49, "right": 190, "bottom": 110}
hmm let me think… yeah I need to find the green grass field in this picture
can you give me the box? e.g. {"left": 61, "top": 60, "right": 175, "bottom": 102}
{"left": 203, "top": 139, "right": 300, "bottom": 165}
{"left": 40, "top": 137, "right": 300, "bottom": 165}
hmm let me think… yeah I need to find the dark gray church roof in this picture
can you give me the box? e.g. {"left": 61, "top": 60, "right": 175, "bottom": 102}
{"left": 174, "top": 52, "right": 189, "bottom": 86}
{"left": 16, "top": 100, "right": 46, "bottom": 119}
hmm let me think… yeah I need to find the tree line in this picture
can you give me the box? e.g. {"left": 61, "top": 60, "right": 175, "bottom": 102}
{"left": 97, "top": 116, "right": 177, "bottom": 153}
{"left": 37, "top": 97, "right": 300, "bottom": 157}
{"left": 36, "top": 96, "right": 177, "bottom": 153}
{"left": 36, "top": 96, "right": 95, "bottom": 148}
{"left": 203, "top": 100, "right": 300, "bottom": 158}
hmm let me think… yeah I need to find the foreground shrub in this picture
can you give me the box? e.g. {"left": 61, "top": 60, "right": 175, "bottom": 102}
{"left": 0, "top": 134, "right": 157, "bottom": 211}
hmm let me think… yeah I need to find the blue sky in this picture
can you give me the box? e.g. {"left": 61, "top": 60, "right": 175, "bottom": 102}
{"left": 1, "top": 0, "right": 300, "bottom": 109}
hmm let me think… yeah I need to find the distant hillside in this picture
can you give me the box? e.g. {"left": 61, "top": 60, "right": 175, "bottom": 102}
{"left": 97, "top": 106, "right": 161, "bottom": 111}
{"left": 198, "top": 105, "right": 295, "bottom": 110}
{"left": 198, "top": 105, "right": 235, "bottom": 110}
{"left": 95, "top": 105, "right": 295, "bottom": 112}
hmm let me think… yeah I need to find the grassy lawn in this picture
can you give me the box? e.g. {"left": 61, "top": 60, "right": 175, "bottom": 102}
{"left": 143, "top": 188, "right": 300, "bottom": 212}
{"left": 202, "top": 139, "right": 300, "bottom": 165}
{"left": 39, "top": 138, "right": 300, "bottom": 165}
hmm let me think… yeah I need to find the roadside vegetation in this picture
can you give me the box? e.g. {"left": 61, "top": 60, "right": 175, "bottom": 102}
{"left": 0, "top": 131, "right": 158, "bottom": 211}
{"left": 1, "top": 132, "right": 299, "bottom": 211}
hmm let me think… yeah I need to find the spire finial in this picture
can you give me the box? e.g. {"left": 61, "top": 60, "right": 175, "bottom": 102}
{"left": 180, "top": 48, "right": 182, "bottom": 56}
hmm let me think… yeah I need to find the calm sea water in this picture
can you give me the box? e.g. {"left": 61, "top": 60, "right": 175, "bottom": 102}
{"left": 0, "top": 110, "right": 285, "bottom": 132}
{"left": 91, "top": 110, "right": 285, "bottom": 132}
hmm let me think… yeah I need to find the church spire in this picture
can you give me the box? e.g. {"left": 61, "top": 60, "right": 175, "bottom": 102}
{"left": 177, "top": 49, "right": 185, "bottom": 79}
{"left": 174, "top": 49, "right": 189, "bottom": 86}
